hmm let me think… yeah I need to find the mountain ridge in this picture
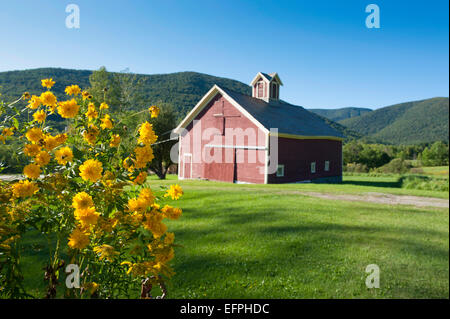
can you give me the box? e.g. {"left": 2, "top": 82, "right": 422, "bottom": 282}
{"left": 0, "top": 68, "right": 447, "bottom": 145}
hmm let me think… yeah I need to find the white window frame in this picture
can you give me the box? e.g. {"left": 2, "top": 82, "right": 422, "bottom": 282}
{"left": 276, "top": 164, "right": 284, "bottom": 177}
{"left": 257, "top": 81, "right": 265, "bottom": 98}
{"left": 324, "top": 160, "right": 330, "bottom": 172}
{"left": 311, "top": 162, "right": 316, "bottom": 174}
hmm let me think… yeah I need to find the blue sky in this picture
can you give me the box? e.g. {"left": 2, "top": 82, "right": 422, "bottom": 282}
{"left": 0, "top": 0, "right": 448, "bottom": 109}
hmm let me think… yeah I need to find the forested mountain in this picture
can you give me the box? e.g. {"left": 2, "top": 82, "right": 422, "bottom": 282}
{"left": 0, "top": 68, "right": 250, "bottom": 117}
{"left": 309, "top": 107, "right": 372, "bottom": 122}
{"left": 339, "top": 97, "right": 449, "bottom": 144}
{"left": 0, "top": 68, "right": 447, "bottom": 144}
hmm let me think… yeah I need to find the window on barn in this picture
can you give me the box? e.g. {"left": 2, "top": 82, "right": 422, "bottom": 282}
{"left": 325, "top": 161, "right": 330, "bottom": 171}
{"left": 311, "top": 162, "right": 316, "bottom": 173}
{"left": 276, "top": 165, "right": 284, "bottom": 177}
{"left": 257, "top": 82, "right": 264, "bottom": 98}
{"left": 271, "top": 83, "right": 278, "bottom": 99}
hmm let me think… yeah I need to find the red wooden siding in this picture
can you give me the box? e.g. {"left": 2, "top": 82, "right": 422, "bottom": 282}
{"left": 179, "top": 93, "right": 266, "bottom": 184}
{"left": 267, "top": 137, "right": 342, "bottom": 183}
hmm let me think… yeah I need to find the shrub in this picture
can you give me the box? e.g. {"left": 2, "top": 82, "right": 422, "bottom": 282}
{"left": 400, "top": 175, "right": 449, "bottom": 192}
{"left": 0, "top": 79, "right": 183, "bottom": 298}
{"left": 344, "top": 162, "right": 369, "bottom": 173}
{"left": 376, "top": 158, "right": 412, "bottom": 174}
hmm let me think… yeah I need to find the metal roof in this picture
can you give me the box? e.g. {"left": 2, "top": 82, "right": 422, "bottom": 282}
{"left": 220, "top": 87, "right": 344, "bottom": 138}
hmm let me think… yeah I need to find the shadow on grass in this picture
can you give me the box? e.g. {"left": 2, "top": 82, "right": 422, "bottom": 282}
{"left": 340, "top": 179, "right": 402, "bottom": 188}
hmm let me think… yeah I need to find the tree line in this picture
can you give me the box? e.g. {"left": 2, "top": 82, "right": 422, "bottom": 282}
{"left": 343, "top": 141, "right": 449, "bottom": 173}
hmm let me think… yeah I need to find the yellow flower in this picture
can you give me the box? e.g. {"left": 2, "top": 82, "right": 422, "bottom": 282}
{"left": 99, "top": 102, "right": 109, "bottom": 110}
{"left": 93, "top": 244, "right": 118, "bottom": 262}
{"left": 23, "top": 143, "right": 41, "bottom": 157}
{"left": 164, "top": 232, "right": 175, "bottom": 245}
{"left": 139, "top": 188, "right": 155, "bottom": 206}
{"left": 27, "top": 95, "right": 41, "bottom": 109}
{"left": 143, "top": 213, "right": 167, "bottom": 238}
{"left": 11, "top": 180, "right": 39, "bottom": 198}
{"left": 149, "top": 105, "right": 160, "bottom": 118}
{"left": 54, "top": 146, "right": 73, "bottom": 165}
{"left": 128, "top": 197, "right": 148, "bottom": 213}
{"left": 22, "top": 92, "right": 31, "bottom": 100}
{"left": 68, "top": 228, "right": 90, "bottom": 250}
{"left": 40, "top": 91, "right": 57, "bottom": 108}
{"left": 34, "top": 150, "right": 51, "bottom": 166}
{"left": 23, "top": 163, "right": 41, "bottom": 179}
{"left": 164, "top": 184, "right": 183, "bottom": 200}
{"left": 41, "top": 78, "right": 55, "bottom": 89}
{"left": 25, "top": 127, "right": 44, "bottom": 143}
{"left": 83, "top": 282, "right": 99, "bottom": 295}
{"left": 161, "top": 205, "right": 182, "bottom": 220}
{"left": 123, "top": 157, "right": 134, "bottom": 172}
{"left": 32, "top": 110, "right": 47, "bottom": 123}
{"left": 57, "top": 99, "right": 80, "bottom": 118}
{"left": 134, "top": 145, "right": 154, "bottom": 168}
{"left": 1, "top": 128, "right": 14, "bottom": 143}
{"left": 100, "top": 114, "right": 113, "bottom": 129}
{"left": 2, "top": 127, "right": 14, "bottom": 137}
{"left": 132, "top": 171, "right": 147, "bottom": 185}
{"left": 74, "top": 207, "right": 100, "bottom": 226}
{"left": 79, "top": 159, "right": 103, "bottom": 183}
{"left": 72, "top": 192, "right": 94, "bottom": 211}
{"left": 43, "top": 133, "right": 67, "bottom": 151}
{"left": 109, "top": 134, "right": 121, "bottom": 148}
{"left": 138, "top": 122, "right": 158, "bottom": 146}
{"left": 82, "top": 91, "right": 92, "bottom": 100}
{"left": 85, "top": 103, "right": 98, "bottom": 121}
{"left": 83, "top": 124, "right": 99, "bottom": 145}
{"left": 65, "top": 85, "right": 81, "bottom": 96}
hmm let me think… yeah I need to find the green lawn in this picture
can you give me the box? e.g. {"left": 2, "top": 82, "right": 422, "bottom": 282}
{"left": 16, "top": 175, "right": 450, "bottom": 298}
{"left": 421, "top": 166, "right": 449, "bottom": 177}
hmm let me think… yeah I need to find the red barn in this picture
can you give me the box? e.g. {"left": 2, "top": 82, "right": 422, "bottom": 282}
{"left": 174, "top": 72, "right": 344, "bottom": 184}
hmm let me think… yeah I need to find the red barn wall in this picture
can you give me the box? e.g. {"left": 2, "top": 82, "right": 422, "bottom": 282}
{"left": 268, "top": 137, "right": 342, "bottom": 183}
{"left": 179, "top": 93, "right": 267, "bottom": 184}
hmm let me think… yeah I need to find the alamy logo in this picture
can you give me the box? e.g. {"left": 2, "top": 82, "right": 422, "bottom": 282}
{"left": 365, "top": 4, "right": 380, "bottom": 29}
{"left": 365, "top": 264, "right": 380, "bottom": 288}
{"left": 65, "top": 264, "right": 80, "bottom": 288}
{"left": 65, "top": 4, "right": 80, "bottom": 29}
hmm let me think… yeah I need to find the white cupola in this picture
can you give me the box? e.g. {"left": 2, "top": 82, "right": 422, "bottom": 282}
{"left": 250, "top": 72, "right": 283, "bottom": 102}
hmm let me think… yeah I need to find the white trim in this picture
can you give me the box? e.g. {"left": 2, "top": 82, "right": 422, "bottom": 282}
{"left": 250, "top": 72, "right": 271, "bottom": 86}
{"left": 311, "top": 162, "right": 316, "bottom": 174}
{"left": 182, "top": 153, "right": 192, "bottom": 179}
{"left": 264, "top": 131, "right": 269, "bottom": 184}
{"left": 174, "top": 85, "right": 218, "bottom": 134}
{"left": 174, "top": 85, "right": 269, "bottom": 135}
{"left": 177, "top": 136, "right": 181, "bottom": 179}
{"left": 205, "top": 144, "right": 267, "bottom": 150}
{"left": 250, "top": 72, "right": 284, "bottom": 87}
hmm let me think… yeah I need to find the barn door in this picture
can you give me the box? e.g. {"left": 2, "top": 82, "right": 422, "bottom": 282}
{"left": 203, "top": 146, "right": 235, "bottom": 183}
{"left": 183, "top": 154, "right": 192, "bottom": 179}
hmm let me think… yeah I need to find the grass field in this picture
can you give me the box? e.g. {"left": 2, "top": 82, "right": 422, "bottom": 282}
{"left": 16, "top": 174, "right": 450, "bottom": 298}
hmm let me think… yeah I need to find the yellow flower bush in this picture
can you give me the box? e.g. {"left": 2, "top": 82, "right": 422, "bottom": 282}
{"left": 0, "top": 79, "right": 183, "bottom": 299}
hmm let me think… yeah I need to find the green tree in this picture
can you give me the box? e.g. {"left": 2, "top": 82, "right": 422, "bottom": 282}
{"left": 148, "top": 104, "right": 178, "bottom": 179}
{"left": 420, "top": 141, "right": 449, "bottom": 166}
{"left": 88, "top": 67, "right": 147, "bottom": 114}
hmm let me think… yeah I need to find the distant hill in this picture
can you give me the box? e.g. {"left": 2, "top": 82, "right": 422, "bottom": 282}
{"left": 0, "top": 68, "right": 251, "bottom": 118}
{"left": 309, "top": 107, "right": 372, "bottom": 122}
{"left": 0, "top": 67, "right": 355, "bottom": 139}
{"left": 3, "top": 68, "right": 445, "bottom": 144}
{"left": 340, "top": 97, "right": 449, "bottom": 145}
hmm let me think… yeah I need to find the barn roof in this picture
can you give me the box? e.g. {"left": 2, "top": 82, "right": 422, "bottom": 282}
{"left": 175, "top": 84, "right": 344, "bottom": 140}
{"left": 220, "top": 87, "right": 344, "bottom": 138}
